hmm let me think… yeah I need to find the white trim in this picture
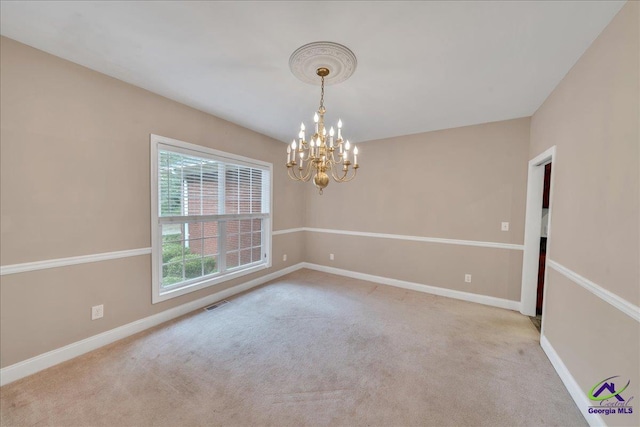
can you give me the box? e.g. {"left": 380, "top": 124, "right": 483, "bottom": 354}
{"left": 548, "top": 259, "right": 640, "bottom": 323}
{"left": 155, "top": 263, "right": 269, "bottom": 303}
{"left": 540, "top": 334, "right": 604, "bottom": 427}
{"left": 301, "top": 262, "right": 521, "bottom": 311}
{"left": 159, "top": 213, "right": 269, "bottom": 223}
{"left": 273, "top": 227, "right": 523, "bottom": 250}
{"left": 150, "top": 134, "right": 272, "bottom": 170}
{"left": 521, "top": 146, "right": 556, "bottom": 317}
{"left": 305, "top": 227, "right": 524, "bottom": 250}
{"left": 273, "top": 227, "right": 305, "bottom": 236}
{"left": 0, "top": 263, "right": 302, "bottom": 387}
{"left": 0, "top": 248, "right": 152, "bottom": 276}
{"left": 0, "top": 228, "right": 522, "bottom": 277}
{"left": 265, "top": 166, "right": 273, "bottom": 270}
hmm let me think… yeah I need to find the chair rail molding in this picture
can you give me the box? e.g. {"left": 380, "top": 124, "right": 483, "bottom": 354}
{"left": 0, "top": 248, "right": 152, "bottom": 276}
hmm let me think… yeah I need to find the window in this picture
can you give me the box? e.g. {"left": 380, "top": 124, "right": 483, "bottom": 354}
{"left": 151, "top": 134, "right": 272, "bottom": 303}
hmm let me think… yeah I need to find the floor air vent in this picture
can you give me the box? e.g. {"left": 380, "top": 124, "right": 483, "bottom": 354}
{"left": 204, "top": 300, "right": 229, "bottom": 311}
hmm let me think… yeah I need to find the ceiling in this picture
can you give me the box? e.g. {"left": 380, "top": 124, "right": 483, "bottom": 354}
{"left": 0, "top": 1, "right": 625, "bottom": 144}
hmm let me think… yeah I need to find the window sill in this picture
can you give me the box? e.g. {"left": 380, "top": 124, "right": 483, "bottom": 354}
{"left": 152, "top": 262, "right": 271, "bottom": 304}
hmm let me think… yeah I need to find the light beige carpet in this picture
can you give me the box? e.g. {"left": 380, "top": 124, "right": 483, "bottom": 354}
{"left": 1, "top": 269, "right": 585, "bottom": 426}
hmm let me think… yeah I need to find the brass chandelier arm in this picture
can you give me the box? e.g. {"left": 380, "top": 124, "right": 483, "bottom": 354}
{"left": 287, "top": 165, "right": 305, "bottom": 181}
{"left": 326, "top": 148, "right": 339, "bottom": 165}
{"left": 286, "top": 167, "right": 302, "bottom": 181}
{"left": 287, "top": 158, "right": 314, "bottom": 182}
{"left": 329, "top": 163, "right": 358, "bottom": 183}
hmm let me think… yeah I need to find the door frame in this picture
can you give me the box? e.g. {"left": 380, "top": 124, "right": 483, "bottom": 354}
{"left": 520, "top": 146, "right": 556, "bottom": 317}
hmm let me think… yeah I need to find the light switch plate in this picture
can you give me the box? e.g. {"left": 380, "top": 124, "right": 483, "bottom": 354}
{"left": 501, "top": 222, "right": 510, "bottom": 231}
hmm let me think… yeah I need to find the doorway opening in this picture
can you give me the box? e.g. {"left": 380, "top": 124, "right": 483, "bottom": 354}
{"left": 531, "top": 162, "right": 552, "bottom": 331}
{"left": 520, "top": 146, "right": 556, "bottom": 335}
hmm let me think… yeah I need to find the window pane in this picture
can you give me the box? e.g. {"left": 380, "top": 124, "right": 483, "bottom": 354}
{"left": 161, "top": 223, "right": 186, "bottom": 262}
{"left": 201, "top": 163, "right": 219, "bottom": 215}
{"left": 187, "top": 237, "right": 203, "bottom": 257}
{"left": 159, "top": 152, "right": 184, "bottom": 217}
{"left": 225, "top": 166, "right": 239, "bottom": 214}
{"left": 162, "top": 261, "right": 183, "bottom": 287}
{"left": 155, "top": 141, "right": 271, "bottom": 300}
{"left": 162, "top": 241, "right": 183, "bottom": 264}
{"left": 225, "top": 165, "right": 266, "bottom": 215}
{"left": 203, "top": 256, "right": 217, "bottom": 275}
{"left": 239, "top": 219, "right": 251, "bottom": 233}
{"left": 252, "top": 232, "right": 262, "bottom": 247}
{"left": 162, "top": 224, "right": 183, "bottom": 241}
{"left": 226, "top": 232, "right": 239, "bottom": 251}
{"left": 251, "top": 169, "right": 262, "bottom": 213}
{"left": 240, "top": 249, "right": 252, "bottom": 266}
{"left": 251, "top": 247, "right": 262, "bottom": 263}
{"left": 184, "top": 254, "right": 203, "bottom": 279}
{"left": 203, "top": 237, "right": 218, "bottom": 256}
{"left": 161, "top": 223, "right": 214, "bottom": 287}
{"left": 202, "top": 221, "right": 218, "bottom": 238}
{"left": 227, "top": 219, "right": 239, "bottom": 235}
{"left": 240, "top": 232, "right": 251, "bottom": 249}
{"left": 186, "top": 221, "right": 217, "bottom": 248}
{"left": 159, "top": 151, "right": 221, "bottom": 217}
{"left": 227, "top": 251, "right": 239, "bottom": 269}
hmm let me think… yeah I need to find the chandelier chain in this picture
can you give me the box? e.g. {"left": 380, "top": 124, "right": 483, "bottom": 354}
{"left": 320, "top": 76, "right": 325, "bottom": 109}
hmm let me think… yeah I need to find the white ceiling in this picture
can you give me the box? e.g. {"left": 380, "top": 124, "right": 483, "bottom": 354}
{"left": 0, "top": 1, "right": 625, "bottom": 144}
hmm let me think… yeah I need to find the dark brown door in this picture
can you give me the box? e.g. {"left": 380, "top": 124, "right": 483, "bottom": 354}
{"left": 536, "top": 162, "right": 552, "bottom": 315}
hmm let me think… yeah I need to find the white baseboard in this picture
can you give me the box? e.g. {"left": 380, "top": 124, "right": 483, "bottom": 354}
{"left": 0, "top": 263, "right": 303, "bottom": 387}
{"left": 2, "top": 259, "right": 606, "bottom": 427}
{"left": 301, "top": 262, "right": 521, "bottom": 311}
{"left": 1, "top": 262, "right": 521, "bottom": 387}
{"left": 540, "top": 334, "right": 604, "bottom": 427}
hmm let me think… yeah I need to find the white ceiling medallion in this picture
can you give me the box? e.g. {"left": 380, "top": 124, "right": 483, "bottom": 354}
{"left": 289, "top": 41, "right": 357, "bottom": 86}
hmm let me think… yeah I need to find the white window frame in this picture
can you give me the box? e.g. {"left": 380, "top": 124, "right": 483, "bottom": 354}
{"left": 150, "top": 134, "right": 272, "bottom": 304}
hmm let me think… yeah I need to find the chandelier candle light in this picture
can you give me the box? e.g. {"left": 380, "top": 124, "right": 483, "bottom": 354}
{"left": 286, "top": 42, "right": 359, "bottom": 194}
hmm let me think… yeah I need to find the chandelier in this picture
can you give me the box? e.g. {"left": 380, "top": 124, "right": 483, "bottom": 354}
{"left": 286, "top": 42, "right": 359, "bottom": 194}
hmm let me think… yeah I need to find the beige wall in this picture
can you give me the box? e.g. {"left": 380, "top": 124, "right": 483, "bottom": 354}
{"left": 0, "top": 35, "right": 531, "bottom": 369}
{"left": 530, "top": 2, "right": 639, "bottom": 426}
{"left": 543, "top": 270, "right": 639, "bottom": 426}
{"left": 305, "top": 118, "right": 531, "bottom": 301}
{"left": 1, "top": 8, "right": 638, "bottom": 425}
{"left": 306, "top": 233, "right": 524, "bottom": 301}
{"left": 0, "top": 37, "right": 305, "bottom": 367}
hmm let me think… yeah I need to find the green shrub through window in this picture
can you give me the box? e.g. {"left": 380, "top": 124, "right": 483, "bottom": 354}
{"left": 152, "top": 135, "right": 271, "bottom": 302}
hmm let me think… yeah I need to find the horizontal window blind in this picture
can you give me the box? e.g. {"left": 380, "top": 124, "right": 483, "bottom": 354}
{"left": 159, "top": 151, "right": 270, "bottom": 219}
{"left": 152, "top": 135, "right": 272, "bottom": 303}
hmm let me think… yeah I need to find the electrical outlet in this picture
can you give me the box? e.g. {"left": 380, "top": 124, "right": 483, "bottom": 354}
{"left": 465, "top": 274, "right": 472, "bottom": 283}
{"left": 91, "top": 304, "right": 104, "bottom": 320}
{"left": 283, "top": 254, "right": 287, "bottom": 261}
{"left": 329, "top": 253, "right": 334, "bottom": 261}
{"left": 501, "top": 222, "right": 510, "bottom": 231}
